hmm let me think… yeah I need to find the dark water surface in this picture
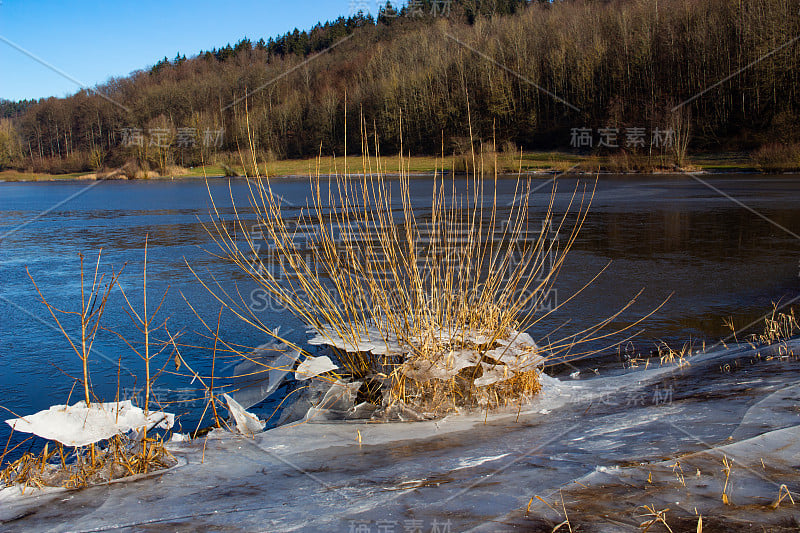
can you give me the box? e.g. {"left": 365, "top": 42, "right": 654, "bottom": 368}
{"left": 1, "top": 174, "right": 799, "bottom": 454}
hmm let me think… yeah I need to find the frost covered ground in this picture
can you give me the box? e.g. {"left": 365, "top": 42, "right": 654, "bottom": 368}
{"left": 2, "top": 340, "right": 800, "bottom": 532}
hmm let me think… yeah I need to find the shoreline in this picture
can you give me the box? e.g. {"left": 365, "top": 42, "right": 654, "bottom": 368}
{"left": 0, "top": 151, "right": 787, "bottom": 183}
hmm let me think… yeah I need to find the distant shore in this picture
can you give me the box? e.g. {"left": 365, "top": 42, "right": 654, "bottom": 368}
{"left": 0, "top": 151, "right": 782, "bottom": 183}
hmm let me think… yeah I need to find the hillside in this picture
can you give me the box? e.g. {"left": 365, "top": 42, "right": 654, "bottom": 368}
{"left": 1, "top": 0, "right": 799, "bottom": 176}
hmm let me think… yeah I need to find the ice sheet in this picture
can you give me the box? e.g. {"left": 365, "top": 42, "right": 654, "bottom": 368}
{"left": 3, "top": 339, "right": 800, "bottom": 531}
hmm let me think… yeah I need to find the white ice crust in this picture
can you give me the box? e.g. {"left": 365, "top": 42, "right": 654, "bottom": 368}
{"left": 307, "top": 324, "right": 406, "bottom": 355}
{"left": 295, "top": 355, "right": 339, "bottom": 380}
{"left": 307, "top": 323, "right": 543, "bottom": 385}
{"left": 5, "top": 401, "right": 174, "bottom": 448}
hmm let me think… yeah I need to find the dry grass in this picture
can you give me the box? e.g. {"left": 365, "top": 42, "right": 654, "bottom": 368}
{"left": 638, "top": 504, "right": 673, "bottom": 532}
{"left": 721, "top": 455, "right": 733, "bottom": 505}
{"left": 0, "top": 435, "right": 175, "bottom": 492}
{"left": 1, "top": 246, "right": 180, "bottom": 492}
{"left": 24, "top": 251, "right": 121, "bottom": 467}
{"left": 770, "top": 484, "right": 796, "bottom": 509}
{"left": 530, "top": 492, "right": 573, "bottom": 532}
{"left": 655, "top": 340, "right": 693, "bottom": 367}
{"left": 753, "top": 306, "right": 799, "bottom": 348}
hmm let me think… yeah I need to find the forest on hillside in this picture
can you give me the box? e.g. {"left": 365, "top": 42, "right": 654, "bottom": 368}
{"left": 1, "top": 0, "right": 799, "bottom": 175}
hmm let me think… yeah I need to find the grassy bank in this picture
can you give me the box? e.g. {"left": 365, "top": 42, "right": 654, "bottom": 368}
{"left": 0, "top": 152, "right": 774, "bottom": 183}
{"left": 0, "top": 170, "right": 96, "bottom": 182}
{"left": 188, "top": 151, "right": 767, "bottom": 177}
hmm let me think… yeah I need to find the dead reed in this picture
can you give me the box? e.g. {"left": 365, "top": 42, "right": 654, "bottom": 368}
{"left": 753, "top": 306, "right": 799, "bottom": 348}
{"left": 197, "top": 116, "right": 657, "bottom": 418}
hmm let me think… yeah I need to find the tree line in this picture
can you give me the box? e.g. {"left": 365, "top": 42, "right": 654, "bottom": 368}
{"left": 1, "top": 0, "right": 798, "bottom": 174}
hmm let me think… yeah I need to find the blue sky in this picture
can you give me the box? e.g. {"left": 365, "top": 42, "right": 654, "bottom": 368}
{"left": 0, "top": 0, "right": 393, "bottom": 101}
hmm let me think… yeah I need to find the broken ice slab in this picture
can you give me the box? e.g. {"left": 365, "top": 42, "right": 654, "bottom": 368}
{"left": 473, "top": 363, "right": 511, "bottom": 386}
{"left": 223, "top": 394, "right": 265, "bottom": 435}
{"left": 303, "top": 380, "right": 362, "bottom": 421}
{"left": 295, "top": 355, "right": 339, "bottom": 380}
{"left": 495, "top": 330, "right": 536, "bottom": 348}
{"left": 307, "top": 324, "right": 406, "bottom": 355}
{"left": 228, "top": 342, "right": 299, "bottom": 409}
{"left": 5, "top": 401, "right": 174, "bottom": 448}
{"left": 400, "top": 349, "right": 481, "bottom": 381}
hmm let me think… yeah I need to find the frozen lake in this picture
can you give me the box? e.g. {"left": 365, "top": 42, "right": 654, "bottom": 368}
{"left": 1, "top": 174, "right": 799, "bottom": 529}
